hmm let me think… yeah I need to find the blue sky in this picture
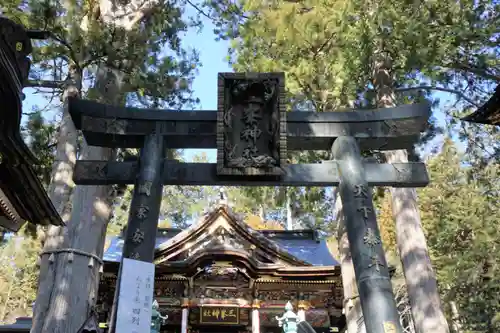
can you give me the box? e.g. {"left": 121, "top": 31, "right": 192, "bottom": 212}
{"left": 21, "top": 9, "right": 460, "bottom": 162}
{"left": 178, "top": 10, "right": 230, "bottom": 162}
{"left": 22, "top": 11, "right": 227, "bottom": 162}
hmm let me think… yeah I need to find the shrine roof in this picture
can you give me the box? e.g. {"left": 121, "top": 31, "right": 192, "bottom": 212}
{"left": 103, "top": 228, "right": 339, "bottom": 267}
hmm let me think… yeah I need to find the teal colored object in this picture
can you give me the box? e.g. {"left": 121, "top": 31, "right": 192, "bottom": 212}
{"left": 275, "top": 301, "right": 299, "bottom": 333}
{"left": 151, "top": 300, "right": 168, "bottom": 333}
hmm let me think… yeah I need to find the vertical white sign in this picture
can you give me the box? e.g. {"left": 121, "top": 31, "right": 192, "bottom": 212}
{"left": 115, "top": 258, "right": 155, "bottom": 333}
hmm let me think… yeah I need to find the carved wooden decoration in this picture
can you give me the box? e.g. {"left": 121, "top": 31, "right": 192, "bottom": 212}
{"left": 217, "top": 72, "right": 286, "bottom": 177}
{"left": 305, "top": 309, "right": 331, "bottom": 327}
{"left": 259, "top": 309, "right": 283, "bottom": 326}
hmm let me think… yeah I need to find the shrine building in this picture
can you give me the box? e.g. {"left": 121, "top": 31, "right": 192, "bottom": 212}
{"left": 97, "top": 205, "right": 346, "bottom": 333}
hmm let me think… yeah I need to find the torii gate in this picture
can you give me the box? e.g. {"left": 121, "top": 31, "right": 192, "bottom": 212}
{"left": 68, "top": 72, "right": 432, "bottom": 333}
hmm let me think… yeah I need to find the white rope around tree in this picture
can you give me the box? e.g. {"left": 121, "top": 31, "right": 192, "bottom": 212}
{"left": 40, "top": 247, "right": 103, "bottom": 268}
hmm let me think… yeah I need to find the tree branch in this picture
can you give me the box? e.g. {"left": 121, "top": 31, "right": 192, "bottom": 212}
{"left": 46, "top": 32, "right": 82, "bottom": 72}
{"left": 46, "top": 142, "right": 57, "bottom": 150}
{"left": 99, "top": 0, "right": 166, "bottom": 32}
{"left": 290, "top": 72, "right": 319, "bottom": 111}
{"left": 26, "top": 80, "right": 65, "bottom": 89}
{"left": 393, "top": 85, "right": 481, "bottom": 107}
{"left": 185, "top": 0, "right": 215, "bottom": 20}
{"left": 81, "top": 55, "right": 107, "bottom": 69}
{"left": 449, "top": 63, "right": 500, "bottom": 83}
{"left": 312, "top": 31, "right": 336, "bottom": 59}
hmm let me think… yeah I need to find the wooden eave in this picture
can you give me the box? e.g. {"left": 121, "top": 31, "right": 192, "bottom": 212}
{"left": 0, "top": 188, "right": 23, "bottom": 230}
{"left": 154, "top": 205, "right": 310, "bottom": 267}
{"left": 0, "top": 18, "right": 63, "bottom": 231}
{"left": 153, "top": 249, "right": 338, "bottom": 278}
{"left": 254, "top": 278, "right": 339, "bottom": 284}
{"left": 102, "top": 249, "right": 339, "bottom": 279}
{"left": 0, "top": 160, "right": 63, "bottom": 230}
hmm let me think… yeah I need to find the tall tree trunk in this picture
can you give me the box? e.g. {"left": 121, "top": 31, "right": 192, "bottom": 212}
{"left": 32, "top": 1, "right": 162, "bottom": 330}
{"left": 37, "top": 146, "right": 113, "bottom": 332}
{"left": 373, "top": 51, "right": 449, "bottom": 333}
{"left": 258, "top": 205, "right": 265, "bottom": 221}
{"left": 449, "top": 301, "right": 463, "bottom": 333}
{"left": 335, "top": 191, "right": 366, "bottom": 333}
{"left": 31, "top": 0, "right": 164, "bottom": 333}
{"left": 32, "top": 1, "right": 165, "bottom": 330}
{"left": 31, "top": 62, "right": 122, "bottom": 333}
{"left": 32, "top": 62, "right": 81, "bottom": 332}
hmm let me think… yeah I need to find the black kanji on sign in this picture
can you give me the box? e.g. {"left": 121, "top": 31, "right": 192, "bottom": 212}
{"left": 217, "top": 73, "right": 286, "bottom": 177}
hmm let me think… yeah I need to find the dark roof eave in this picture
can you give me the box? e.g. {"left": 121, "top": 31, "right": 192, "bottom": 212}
{"left": 461, "top": 84, "right": 500, "bottom": 125}
{"left": 0, "top": 19, "right": 63, "bottom": 231}
{"left": 0, "top": 162, "right": 64, "bottom": 230}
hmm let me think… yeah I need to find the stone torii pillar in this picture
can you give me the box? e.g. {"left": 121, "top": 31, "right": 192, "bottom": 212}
{"left": 333, "top": 136, "right": 402, "bottom": 333}
{"left": 107, "top": 130, "right": 166, "bottom": 333}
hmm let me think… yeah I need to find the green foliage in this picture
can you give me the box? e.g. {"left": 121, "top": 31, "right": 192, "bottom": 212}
{"left": 223, "top": 183, "right": 334, "bottom": 234}
{"left": 245, "top": 214, "right": 284, "bottom": 230}
{"left": 206, "top": 0, "right": 498, "bottom": 161}
{"left": 419, "top": 139, "right": 500, "bottom": 331}
{"left": 2, "top": 0, "right": 200, "bottom": 109}
{"left": 21, "top": 111, "right": 57, "bottom": 188}
{"left": 376, "top": 191, "right": 396, "bottom": 254}
{"left": 0, "top": 227, "right": 41, "bottom": 323}
{"left": 109, "top": 184, "right": 221, "bottom": 233}
{"left": 160, "top": 185, "right": 220, "bottom": 229}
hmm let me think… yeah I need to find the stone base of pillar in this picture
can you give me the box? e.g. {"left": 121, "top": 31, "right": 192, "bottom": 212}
{"left": 345, "top": 298, "right": 365, "bottom": 333}
{"left": 181, "top": 307, "right": 189, "bottom": 333}
{"left": 298, "top": 309, "right": 306, "bottom": 322}
{"left": 252, "top": 298, "right": 260, "bottom": 333}
{"left": 252, "top": 308, "right": 260, "bottom": 333}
